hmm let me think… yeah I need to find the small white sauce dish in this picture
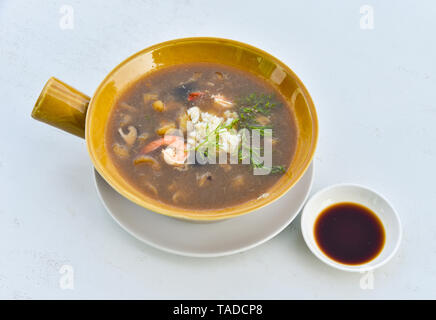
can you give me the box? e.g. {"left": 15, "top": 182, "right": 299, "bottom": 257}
{"left": 301, "top": 184, "right": 402, "bottom": 272}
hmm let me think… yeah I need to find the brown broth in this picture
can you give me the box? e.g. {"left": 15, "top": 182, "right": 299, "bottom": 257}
{"left": 106, "top": 62, "right": 297, "bottom": 210}
{"left": 314, "top": 202, "right": 385, "bottom": 265}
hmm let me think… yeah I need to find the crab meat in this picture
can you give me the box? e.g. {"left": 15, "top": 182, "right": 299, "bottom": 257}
{"left": 187, "top": 106, "right": 200, "bottom": 124}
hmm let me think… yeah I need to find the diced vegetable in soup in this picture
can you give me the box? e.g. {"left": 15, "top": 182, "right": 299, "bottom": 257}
{"left": 106, "top": 63, "right": 297, "bottom": 210}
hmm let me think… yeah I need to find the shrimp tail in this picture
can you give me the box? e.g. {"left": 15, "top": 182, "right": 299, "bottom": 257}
{"left": 141, "top": 135, "right": 183, "bottom": 154}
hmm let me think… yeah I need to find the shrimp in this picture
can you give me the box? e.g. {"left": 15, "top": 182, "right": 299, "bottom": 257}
{"left": 212, "top": 94, "right": 233, "bottom": 108}
{"left": 162, "top": 141, "right": 188, "bottom": 166}
{"left": 187, "top": 91, "right": 204, "bottom": 101}
{"left": 141, "top": 135, "right": 183, "bottom": 154}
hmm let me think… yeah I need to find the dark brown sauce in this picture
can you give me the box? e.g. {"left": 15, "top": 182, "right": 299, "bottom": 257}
{"left": 314, "top": 202, "right": 385, "bottom": 265}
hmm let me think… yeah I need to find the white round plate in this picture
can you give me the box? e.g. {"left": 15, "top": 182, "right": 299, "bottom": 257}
{"left": 94, "top": 163, "right": 314, "bottom": 257}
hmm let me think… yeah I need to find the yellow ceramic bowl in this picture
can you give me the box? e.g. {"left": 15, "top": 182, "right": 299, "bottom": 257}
{"left": 32, "top": 37, "right": 318, "bottom": 221}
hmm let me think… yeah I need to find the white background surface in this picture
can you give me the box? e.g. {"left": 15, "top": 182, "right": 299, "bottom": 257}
{"left": 0, "top": 0, "right": 435, "bottom": 299}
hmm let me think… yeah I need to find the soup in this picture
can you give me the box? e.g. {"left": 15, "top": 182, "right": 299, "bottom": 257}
{"left": 106, "top": 63, "right": 297, "bottom": 210}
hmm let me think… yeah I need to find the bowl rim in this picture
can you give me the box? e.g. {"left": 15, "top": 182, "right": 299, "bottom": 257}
{"left": 300, "top": 183, "right": 402, "bottom": 272}
{"left": 85, "top": 37, "right": 319, "bottom": 221}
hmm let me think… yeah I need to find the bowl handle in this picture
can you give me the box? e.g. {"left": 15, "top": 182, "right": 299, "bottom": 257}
{"left": 31, "top": 77, "right": 90, "bottom": 139}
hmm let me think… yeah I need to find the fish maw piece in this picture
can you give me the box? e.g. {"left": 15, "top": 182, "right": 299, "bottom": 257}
{"left": 120, "top": 102, "right": 138, "bottom": 112}
{"left": 119, "top": 114, "right": 132, "bottom": 127}
{"left": 197, "top": 172, "right": 212, "bottom": 187}
{"left": 133, "top": 155, "right": 161, "bottom": 170}
{"left": 231, "top": 175, "right": 244, "bottom": 189}
{"left": 168, "top": 181, "right": 178, "bottom": 192}
{"left": 113, "top": 143, "right": 129, "bottom": 158}
{"left": 172, "top": 190, "right": 187, "bottom": 204}
{"left": 143, "top": 182, "right": 158, "bottom": 196}
{"left": 220, "top": 164, "right": 232, "bottom": 172}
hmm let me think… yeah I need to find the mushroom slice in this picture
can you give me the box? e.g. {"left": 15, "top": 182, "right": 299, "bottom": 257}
{"left": 118, "top": 126, "right": 137, "bottom": 146}
{"left": 133, "top": 155, "right": 161, "bottom": 170}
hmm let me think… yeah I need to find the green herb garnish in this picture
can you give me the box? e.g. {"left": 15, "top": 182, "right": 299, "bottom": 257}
{"left": 237, "top": 93, "right": 280, "bottom": 133}
{"left": 235, "top": 93, "right": 285, "bottom": 173}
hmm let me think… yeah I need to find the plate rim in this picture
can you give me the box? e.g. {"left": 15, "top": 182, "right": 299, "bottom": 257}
{"left": 94, "top": 163, "right": 314, "bottom": 258}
